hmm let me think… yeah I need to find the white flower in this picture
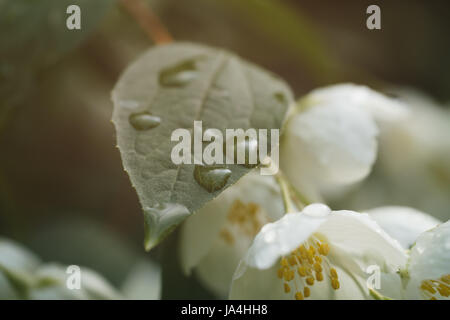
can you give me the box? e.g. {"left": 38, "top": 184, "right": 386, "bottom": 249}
{"left": 366, "top": 206, "right": 441, "bottom": 249}
{"left": 303, "top": 84, "right": 408, "bottom": 125}
{"left": 229, "top": 204, "right": 407, "bottom": 300}
{"left": 401, "top": 220, "right": 450, "bottom": 300}
{"left": 28, "top": 264, "right": 121, "bottom": 300}
{"left": 371, "top": 88, "right": 450, "bottom": 221}
{"left": 0, "top": 237, "right": 162, "bottom": 300}
{"left": 0, "top": 237, "right": 121, "bottom": 299}
{"left": 0, "top": 238, "right": 40, "bottom": 299}
{"left": 179, "top": 172, "right": 284, "bottom": 298}
{"left": 280, "top": 83, "right": 408, "bottom": 200}
{"left": 121, "top": 259, "right": 161, "bottom": 300}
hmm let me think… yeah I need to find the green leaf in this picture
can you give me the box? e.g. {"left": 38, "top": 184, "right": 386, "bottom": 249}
{"left": 112, "top": 42, "right": 293, "bottom": 250}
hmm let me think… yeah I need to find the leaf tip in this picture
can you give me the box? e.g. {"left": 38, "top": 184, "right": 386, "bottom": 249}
{"left": 142, "top": 203, "right": 191, "bottom": 251}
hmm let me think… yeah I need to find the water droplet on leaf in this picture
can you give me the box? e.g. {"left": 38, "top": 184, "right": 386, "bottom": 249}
{"left": 159, "top": 59, "right": 198, "bottom": 87}
{"left": 194, "top": 165, "right": 231, "bottom": 193}
{"left": 129, "top": 112, "right": 161, "bottom": 130}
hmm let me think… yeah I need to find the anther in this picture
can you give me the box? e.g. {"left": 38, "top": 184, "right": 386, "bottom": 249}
{"left": 331, "top": 278, "right": 340, "bottom": 290}
{"left": 313, "top": 262, "right": 322, "bottom": 273}
{"left": 284, "top": 283, "right": 291, "bottom": 293}
{"left": 297, "top": 266, "right": 307, "bottom": 277}
{"left": 277, "top": 268, "right": 284, "bottom": 279}
{"left": 330, "top": 268, "right": 338, "bottom": 279}
{"left": 295, "top": 292, "right": 304, "bottom": 300}
{"left": 316, "top": 271, "right": 324, "bottom": 282}
{"left": 284, "top": 282, "right": 291, "bottom": 293}
{"left": 304, "top": 287, "right": 310, "bottom": 298}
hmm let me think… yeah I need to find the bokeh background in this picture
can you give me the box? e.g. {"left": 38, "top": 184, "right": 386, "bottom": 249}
{"left": 0, "top": 0, "right": 449, "bottom": 298}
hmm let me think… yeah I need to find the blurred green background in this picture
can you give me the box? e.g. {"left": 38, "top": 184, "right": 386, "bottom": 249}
{"left": 0, "top": 0, "right": 449, "bottom": 298}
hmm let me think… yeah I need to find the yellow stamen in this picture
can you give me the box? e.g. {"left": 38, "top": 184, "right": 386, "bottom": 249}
{"left": 316, "top": 271, "right": 324, "bottom": 282}
{"left": 277, "top": 238, "right": 340, "bottom": 300}
{"left": 277, "top": 268, "right": 284, "bottom": 279}
{"left": 295, "top": 292, "right": 304, "bottom": 300}
{"left": 322, "top": 243, "right": 330, "bottom": 255}
{"left": 437, "top": 284, "right": 450, "bottom": 297}
{"left": 313, "top": 262, "right": 322, "bottom": 273}
{"left": 331, "top": 278, "right": 340, "bottom": 290}
{"left": 299, "top": 245, "right": 308, "bottom": 259}
{"left": 330, "top": 268, "right": 338, "bottom": 279}
{"left": 283, "top": 269, "right": 290, "bottom": 282}
{"left": 288, "top": 256, "right": 297, "bottom": 266}
{"left": 284, "top": 283, "right": 291, "bottom": 293}
{"left": 297, "top": 266, "right": 307, "bottom": 277}
{"left": 303, "top": 287, "right": 310, "bottom": 298}
{"left": 419, "top": 275, "right": 450, "bottom": 299}
{"left": 288, "top": 270, "right": 295, "bottom": 281}
{"left": 421, "top": 281, "right": 436, "bottom": 294}
{"left": 441, "top": 275, "right": 450, "bottom": 285}
{"left": 221, "top": 200, "right": 267, "bottom": 244}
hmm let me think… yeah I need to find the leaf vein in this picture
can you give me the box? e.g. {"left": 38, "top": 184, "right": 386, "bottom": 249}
{"left": 168, "top": 53, "right": 230, "bottom": 203}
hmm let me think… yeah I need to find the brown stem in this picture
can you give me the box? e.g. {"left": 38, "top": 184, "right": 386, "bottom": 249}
{"left": 120, "top": 0, "right": 173, "bottom": 44}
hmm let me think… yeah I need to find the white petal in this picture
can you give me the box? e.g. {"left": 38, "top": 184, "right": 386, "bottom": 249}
{"left": 366, "top": 206, "right": 441, "bottom": 249}
{"left": 318, "top": 210, "right": 407, "bottom": 268}
{"left": 121, "top": 259, "right": 161, "bottom": 300}
{"left": 0, "top": 238, "right": 40, "bottom": 273}
{"left": 372, "top": 89, "right": 450, "bottom": 222}
{"left": 405, "top": 220, "right": 450, "bottom": 299}
{"left": 282, "top": 84, "right": 410, "bottom": 200}
{"left": 79, "top": 268, "right": 122, "bottom": 300}
{"left": 245, "top": 204, "right": 331, "bottom": 269}
{"left": 281, "top": 101, "right": 378, "bottom": 191}
{"left": 409, "top": 221, "right": 450, "bottom": 280}
{"left": 378, "top": 88, "right": 450, "bottom": 166}
{"left": 195, "top": 235, "right": 253, "bottom": 298}
{"left": 0, "top": 238, "right": 41, "bottom": 291}
{"left": 230, "top": 263, "right": 289, "bottom": 299}
{"left": 307, "top": 84, "right": 409, "bottom": 124}
{"left": 179, "top": 199, "right": 229, "bottom": 276}
{"left": 179, "top": 172, "right": 283, "bottom": 275}
{"left": 329, "top": 240, "right": 404, "bottom": 299}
